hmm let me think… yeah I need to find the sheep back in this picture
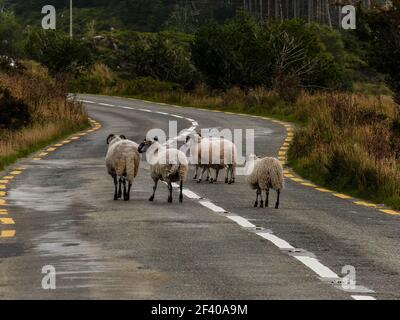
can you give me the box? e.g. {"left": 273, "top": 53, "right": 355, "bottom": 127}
{"left": 247, "top": 157, "right": 284, "bottom": 191}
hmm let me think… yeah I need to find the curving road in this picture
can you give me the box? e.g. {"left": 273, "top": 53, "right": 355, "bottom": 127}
{"left": 0, "top": 94, "right": 399, "bottom": 300}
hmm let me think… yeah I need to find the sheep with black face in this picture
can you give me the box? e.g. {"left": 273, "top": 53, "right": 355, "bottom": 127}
{"left": 106, "top": 134, "right": 140, "bottom": 201}
{"left": 138, "top": 137, "right": 188, "bottom": 203}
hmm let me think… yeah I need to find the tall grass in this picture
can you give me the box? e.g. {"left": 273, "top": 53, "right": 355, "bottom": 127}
{"left": 0, "top": 63, "right": 89, "bottom": 171}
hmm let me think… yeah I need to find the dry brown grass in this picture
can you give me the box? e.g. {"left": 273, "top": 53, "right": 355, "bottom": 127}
{"left": 0, "top": 65, "right": 88, "bottom": 170}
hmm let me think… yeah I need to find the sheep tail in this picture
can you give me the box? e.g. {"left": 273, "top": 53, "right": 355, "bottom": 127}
{"left": 125, "top": 155, "right": 137, "bottom": 183}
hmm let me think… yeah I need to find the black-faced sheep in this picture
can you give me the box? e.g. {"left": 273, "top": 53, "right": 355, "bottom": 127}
{"left": 106, "top": 134, "right": 140, "bottom": 201}
{"left": 138, "top": 137, "right": 188, "bottom": 203}
{"left": 246, "top": 154, "right": 284, "bottom": 209}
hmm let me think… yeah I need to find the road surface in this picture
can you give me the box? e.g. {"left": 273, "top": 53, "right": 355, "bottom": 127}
{"left": 1, "top": 94, "right": 399, "bottom": 300}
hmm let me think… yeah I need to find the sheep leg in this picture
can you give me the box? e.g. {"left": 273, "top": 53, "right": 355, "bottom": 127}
{"left": 124, "top": 180, "right": 132, "bottom": 201}
{"left": 208, "top": 168, "right": 214, "bottom": 183}
{"left": 197, "top": 167, "right": 207, "bottom": 183}
{"left": 266, "top": 189, "right": 270, "bottom": 208}
{"left": 179, "top": 180, "right": 183, "bottom": 203}
{"left": 215, "top": 169, "right": 220, "bottom": 182}
{"left": 228, "top": 165, "right": 233, "bottom": 184}
{"left": 193, "top": 165, "right": 199, "bottom": 180}
{"left": 225, "top": 166, "right": 229, "bottom": 184}
{"left": 254, "top": 189, "right": 261, "bottom": 207}
{"left": 113, "top": 175, "right": 118, "bottom": 200}
{"left": 117, "top": 177, "right": 123, "bottom": 199}
{"left": 149, "top": 179, "right": 159, "bottom": 202}
{"left": 259, "top": 189, "right": 264, "bottom": 208}
{"left": 167, "top": 182, "right": 173, "bottom": 203}
{"left": 122, "top": 178, "right": 127, "bottom": 201}
{"left": 275, "top": 189, "right": 281, "bottom": 209}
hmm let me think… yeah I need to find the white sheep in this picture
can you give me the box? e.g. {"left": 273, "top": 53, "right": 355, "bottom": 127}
{"left": 186, "top": 133, "right": 237, "bottom": 184}
{"left": 138, "top": 137, "right": 188, "bottom": 203}
{"left": 106, "top": 134, "right": 140, "bottom": 201}
{"left": 246, "top": 154, "right": 284, "bottom": 209}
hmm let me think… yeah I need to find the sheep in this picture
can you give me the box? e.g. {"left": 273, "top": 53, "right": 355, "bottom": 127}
{"left": 186, "top": 133, "right": 237, "bottom": 184}
{"left": 246, "top": 154, "right": 284, "bottom": 209}
{"left": 138, "top": 137, "right": 188, "bottom": 203}
{"left": 106, "top": 134, "right": 140, "bottom": 201}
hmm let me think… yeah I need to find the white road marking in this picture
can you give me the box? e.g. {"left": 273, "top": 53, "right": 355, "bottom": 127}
{"left": 293, "top": 256, "right": 340, "bottom": 279}
{"left": 99, "top": 103, "right": 115, "bottom": 107}
{"left": 199, "top": 201, "right": 227, "bottom": 213}
{"left": 256, "top": 232, "right": 295, "bottom": 250}
{"left": 157, "top": 111, "right": 169, "bottom": 115}
{"left": 227, "top": 215, "right": 256, "bottom": 228}
{"left": 182, "top": 189, "right": 201, "bottom": 200}
{"left": 351, "top": 295, "right": 376, "bottom": 301}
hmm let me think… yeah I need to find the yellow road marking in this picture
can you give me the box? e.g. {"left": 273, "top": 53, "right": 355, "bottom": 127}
{"left": 38, "top": 153, "right": 48, "bottom": 157}
{"left": 354, "top": 201, "right": 378, "bottom": 208}
{"left": 291, "top": 178, "right": 304, "bottom": 183}
{"left": 316, "top": 188, "right": 332, "bottom": 193}
{"left": 0, "top": 199, "right": 6, "bottom": 205}
{"left": 3, "top": 176, "right": 13, "bottom": 180}
{"left": 71, "top": 137, "right": 80, "bottom": 140}
{"left": 379, "top": 209, "right": 400, "bottom": 216}
{"left": 280, "top": 146, "right": 289, "bottom": 150}
{"left": 302, "top": 183, "right": 317, "bottom": 188}
{"left": 279, "top": 151, "right": 286, "bottom": 156}
{"left": 47, "top": 148, "right": 56, "bottom": 152}
{"left": 333, "top": 193, "right": 352, "bottom": 199}
{"left": 0, "top": 185, "right": 6, "bottom": 190}
{"left": 0, "top": 230, "right": 16, "bottom": 238}
{"left": 62, "top": 140, "right": 71, "bottom": 143}
{"left": 54, "top": 144, "right": 63, "bottom": 147}
{"left": 285, "top": 138, "right": 293, "bottom": 142}
{"left": 0, "top": 180, "right": 9, "bottom": 184}
{"left": 10, "top": 171, "right": 22, "bottom": 175}
{"left": 0, "top": 217, "right": 15, "bottom": 225}
{"left": 284, "top": 174, "right": 295, "bottom": 178}
{"left": 0, "top": 191, "right": 6, "bottom": 196}
{"left": 33, "top": 158, "right": 42, "bottom": 161}
{"left": 0, "top": 209, "right": 7, "bottom": 214}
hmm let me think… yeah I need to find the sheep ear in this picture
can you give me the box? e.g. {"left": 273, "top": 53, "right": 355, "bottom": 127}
{"left": 120, "top": 135, "right": 127, "bottom": 140}
{"left": 153, "top": 136, "right": 159, "bottom": 142}
{"left": 107, "top": 134, "right": 115, "bottom": 145}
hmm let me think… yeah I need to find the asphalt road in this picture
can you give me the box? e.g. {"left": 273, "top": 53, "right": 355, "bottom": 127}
{"left": 0, "top": 94, "right": 399, "bottom": 300}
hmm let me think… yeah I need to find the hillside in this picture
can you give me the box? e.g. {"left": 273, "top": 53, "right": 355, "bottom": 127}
{"left": 4, "top": 0, "right": 241, "bottom": 33}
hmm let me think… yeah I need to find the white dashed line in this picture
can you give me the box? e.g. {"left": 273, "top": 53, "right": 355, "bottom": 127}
{"left": 182, "top": 189, "right": 202, "bottom": 200}
{"left": 199, "top": 201, "right": 227, "bottom": 213}
{"left": 227, "top": 215, "right": 256, "bottom": 228}
{"left": 256, "top": 232, "right": 295, "bottom": 250}
{"left": 99, "top": 103, "right": 115, "bottom": 107}
{"left": 351, "top": 295, "right": 376, "bottom": 301}
{"left": 293, "top": 256, "right": 340, "bottom": 279}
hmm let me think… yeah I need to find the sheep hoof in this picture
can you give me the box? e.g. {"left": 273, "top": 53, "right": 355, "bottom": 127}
{"left": 260, "top": 201, "right": 264, "bottom": 208}
{"left": 275, "top": 204, "right": 279, "bottom": 209}
{"left": 197, "top": 179, "right": 202, "bottom": 183}
{"left": 114, "top": 196, "right": 118, "bottom": 201}
{"left": 254, "top": 201, "right": 258, "bottom": 207}
{"left": 225, "top": 178, "right": 229, "bottom": 184}
{"left": 168, "top": 198, "right": 173, "bottom": 203}
{"left": 149, "top": 196, "right": 155, "bottom": 202}
{"left": 206, "top": 177, "right": 210, "bottom": 182}
{"left": 179, "top": 197, "right": 183, "bottom": 203}
{"left": 124, "top": 196, "right": 129, "bottom": 201}
{"left": 193, "top": 175, "right": 197, "bottom": 180}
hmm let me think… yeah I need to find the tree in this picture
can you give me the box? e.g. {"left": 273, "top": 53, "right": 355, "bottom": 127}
{"left": 25, "top": 29, "right": 93, "bottom": 78}
{"left": 356, "top": 1, "right": 400, "bottom": 105}
{"left": 0, "top": 11, "right": 23, "bottom": 57}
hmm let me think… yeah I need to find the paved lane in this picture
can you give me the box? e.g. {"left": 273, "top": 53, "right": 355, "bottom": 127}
{"left": 0, "top": 94, "right": 399, "bottom": 299}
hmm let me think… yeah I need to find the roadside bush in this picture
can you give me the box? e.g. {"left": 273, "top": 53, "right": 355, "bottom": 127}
{"left": 0, "top": 88, "right": 30, "bottom": 130}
